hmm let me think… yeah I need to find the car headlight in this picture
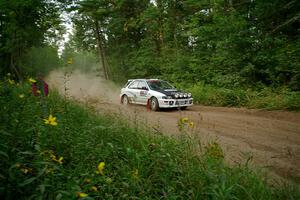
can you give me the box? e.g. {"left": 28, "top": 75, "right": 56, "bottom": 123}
{"left": 174, "top": 93, "right": 179, "bottom": 98}
{"left": 188, "top": 93, "right": 192, "bottom": 98}
{"left": 183, "top": 93, "right": 187, "bottom": 98}
{"left": 179, "top": 93, "right": 183, "bottom": 98}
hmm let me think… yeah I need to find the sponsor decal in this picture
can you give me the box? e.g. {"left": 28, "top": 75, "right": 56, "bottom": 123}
{"left": 140, "top": 91, "right": 148, "bottom": 96}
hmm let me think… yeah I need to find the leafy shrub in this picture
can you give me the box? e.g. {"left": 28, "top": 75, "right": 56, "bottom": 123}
{"left": 20, "top": 46, "right": 62, "bottom": 77}
{"left": 187, "top": 83, "right": 300, "bottom": 110}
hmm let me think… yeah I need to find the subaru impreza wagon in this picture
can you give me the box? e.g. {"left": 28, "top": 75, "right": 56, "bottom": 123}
{"left": 120, "top": 79, "right": 193, "bottom": 111}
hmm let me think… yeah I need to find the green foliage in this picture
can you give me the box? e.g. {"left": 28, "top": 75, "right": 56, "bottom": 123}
{"left": 20, "top": 46, "right": 62, "bottom": 77}
{"left": 0, "top": 0, "right": 62, "bottom": 78}
{"left": 188, "top": 83, "right": 300, "bottom": 110}
{"left": 69, "top": 0, "right": 300, "bottom": 110}
{"left": 1, "top": 78, "right": 299, "bottom": 199}
{"left": 62, "top": 47, "right": 99, "bottom": 74}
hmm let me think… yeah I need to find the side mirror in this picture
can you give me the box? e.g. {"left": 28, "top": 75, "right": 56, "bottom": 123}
{"left": 141, "top": 86, "right": 148, "bottom": 90}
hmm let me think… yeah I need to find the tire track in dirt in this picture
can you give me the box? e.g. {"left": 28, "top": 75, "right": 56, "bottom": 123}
{"left": 47, "top": 70, "right": 300, "bottom": 184}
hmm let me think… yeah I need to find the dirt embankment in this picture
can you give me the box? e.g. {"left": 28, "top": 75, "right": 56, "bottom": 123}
{"left": 47, "top": 70, "right": 300, "bottom": 184}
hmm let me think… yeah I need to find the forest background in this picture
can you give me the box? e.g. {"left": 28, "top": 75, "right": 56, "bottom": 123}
{"left": 1, "top": 0, "right": 300, "bottom": 109}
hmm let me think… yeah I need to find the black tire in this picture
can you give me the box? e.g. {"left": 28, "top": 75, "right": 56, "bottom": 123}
{"left": 180, "top": 106, "right": 187, "bottom": 110}
{"left": 122, "top": 95, "right": 130, "bottom": 105}
{"left": 150, "top": 97, "right": 159, "bottom": 111}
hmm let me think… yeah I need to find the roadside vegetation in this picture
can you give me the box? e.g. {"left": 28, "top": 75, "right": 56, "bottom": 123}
{"left": 1, "top": 1, "right": 300, "bottom": 110}
{"left": 1, "top": 76, "right": 299, "bottom": 199}
{"left": 187, "top": 83, "right": 300, "bottom": 110}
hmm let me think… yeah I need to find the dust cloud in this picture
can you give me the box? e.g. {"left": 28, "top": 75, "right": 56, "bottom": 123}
{"left": 46, "top": 70, "right": 121, "bottom": 105}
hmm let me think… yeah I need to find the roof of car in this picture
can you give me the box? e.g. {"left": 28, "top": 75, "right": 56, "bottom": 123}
{"left": 128, "top": 79, "right": 160, "bottom": 82}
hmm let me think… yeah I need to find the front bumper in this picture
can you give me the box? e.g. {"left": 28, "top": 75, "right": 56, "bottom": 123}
{"left": 158, "top": 98, "right": 193, "bottom": 108}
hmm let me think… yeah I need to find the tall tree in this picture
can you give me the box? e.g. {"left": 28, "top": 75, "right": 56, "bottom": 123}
{"left": 69, "top": 0, "right": 300, "bottom": 90}
{"left": 74, "top": 0, "right": 114, "bottom": 80}
{"left": 0, "top": 0, "right": 62, "bottom": 78}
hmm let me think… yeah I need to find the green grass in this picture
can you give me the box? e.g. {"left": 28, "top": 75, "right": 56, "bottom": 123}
{"left": 0, "top": 78, "right": 299, "bottom": 199}
{"left": 187, "top": 83, "right": 300, "bottom": 110}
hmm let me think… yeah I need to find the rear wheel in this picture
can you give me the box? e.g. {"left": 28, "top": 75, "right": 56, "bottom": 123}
{"left": 150, "top": 97, "right": 159, "bottom": 111}
{"left": 122, "top": 95, "right": 129, "bottom": 105}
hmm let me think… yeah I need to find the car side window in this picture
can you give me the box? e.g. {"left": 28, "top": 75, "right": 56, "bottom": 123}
{"left": 137, "top": 81, "right": 148, "bottom": 90}
{"left": 128, "top": 80, "right": 139, "bottom": 89}
{"left": 123, "top": 80, "right": 132, "bottom": 88}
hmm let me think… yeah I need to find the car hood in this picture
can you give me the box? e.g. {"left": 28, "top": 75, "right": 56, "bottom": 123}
{"left": 153, "top": 89, "right": 187, "bottom": 97}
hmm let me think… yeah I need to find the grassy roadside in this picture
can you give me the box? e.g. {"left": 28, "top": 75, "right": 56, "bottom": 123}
{"left": 0, "top": 78, "right": 299, "bottom": 199}
{"left": 186, "top": 83, "right": 300, "bottom": 110}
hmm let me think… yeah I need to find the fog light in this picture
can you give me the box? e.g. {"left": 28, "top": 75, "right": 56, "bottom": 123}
{"left": 169, "top": 101, "right": 174, "bottom": 105}
{"left": 189, "top": 100, "right": 193, "bottom": 104}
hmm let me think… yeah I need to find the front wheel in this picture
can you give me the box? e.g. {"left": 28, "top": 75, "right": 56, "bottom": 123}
{"left": 150, "top": 97, "right": 159, "bottom": 111}
{"left": 180, "top": 106, "right": 187, "bottom": 110}
{"left": 121, "top": 95, "right": 130, "bottom": 105}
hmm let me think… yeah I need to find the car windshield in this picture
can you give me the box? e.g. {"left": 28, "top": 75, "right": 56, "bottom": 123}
{"left": 147, "top": 80, "right": 175, "bottom": 90}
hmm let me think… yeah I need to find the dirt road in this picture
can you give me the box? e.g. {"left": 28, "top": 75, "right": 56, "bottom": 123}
{"left": 47, "top": 70, "right": 300, "bottom": 184}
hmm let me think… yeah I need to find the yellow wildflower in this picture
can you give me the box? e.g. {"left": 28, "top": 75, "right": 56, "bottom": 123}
{"left": 19, "top": 94, "right": 25, "bottom": 98}
{"left": 84, "top": 178, "right": 91, "bottom": 183}
{"left": 8, "top": 79, "right": 15, "bottom": 85}
{"left": 36, "top": 90, "right": 41, "bottom": 94}
{"left": 91, "top": 186, "right": 98, "bottom": 192}
{"left": 52, "top": 155, "right": 63, "bottom": 164}
{"left": 50, "top": 154, "right": 56, "bottom": 160}
{"left": 180, "top": 117, "right": 189, "bottom": 124}
{"left": 21, "top": 168, "right": 29, "bottom": 174}
{"left": 76, "top": 192, "right": 88, "bottom": 198}
{"left": 132, "top": 169, "right": 139, "bottom": 178}
{"left": 57, "top": 157, "right": 63, "bottom": 164}
{"left": 67, "top": 58, "right": 73, "bottom": 65}
{"left": 96, "top": 162, "right": 105, "bottom": 175}
{"left": 28, "top": 78, "right": 36, "bottom": 84}
{"left": 44, "top": 114, "right": 58, "bottom": 126}
{"left": 21, "top": 167, "right": 32, "bottom": 174}
{"left": 189, "top": 121, "right": 194, "bottom": 128}
{"left": 50, "top": 153, "right": 63, "bottom": 164}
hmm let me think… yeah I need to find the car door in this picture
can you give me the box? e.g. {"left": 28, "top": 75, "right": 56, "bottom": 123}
{"left": 137, "top": 80, "right": 149, "bottom": 104}
{"left": 127, "top": 80, "right": 140, "bottom": 103}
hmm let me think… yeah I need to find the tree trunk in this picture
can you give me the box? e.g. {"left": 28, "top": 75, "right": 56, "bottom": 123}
{"left": 10, "top": 30, "right": 22, "bottom": 80}
{"left": 155, "top": 0, "right": 164, "bottom": 55}
{"left": 10, "top": 53, "right": 21, "bottom": 81}
{"left": 94, "top": 20, "right": 109, "bottom": 80}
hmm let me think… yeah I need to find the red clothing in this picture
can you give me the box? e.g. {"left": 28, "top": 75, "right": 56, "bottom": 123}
{"left": 31, "top": 79, "right": 49, "bottom": 96}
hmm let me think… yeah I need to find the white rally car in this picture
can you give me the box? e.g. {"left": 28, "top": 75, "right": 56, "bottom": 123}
{"left": 120, "top": 79, "right": 193, "bottom": 111}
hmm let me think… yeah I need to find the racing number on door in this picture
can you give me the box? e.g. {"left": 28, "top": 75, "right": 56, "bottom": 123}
{"left": 140, "top": 90, "right": 147, "bottom": 96}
